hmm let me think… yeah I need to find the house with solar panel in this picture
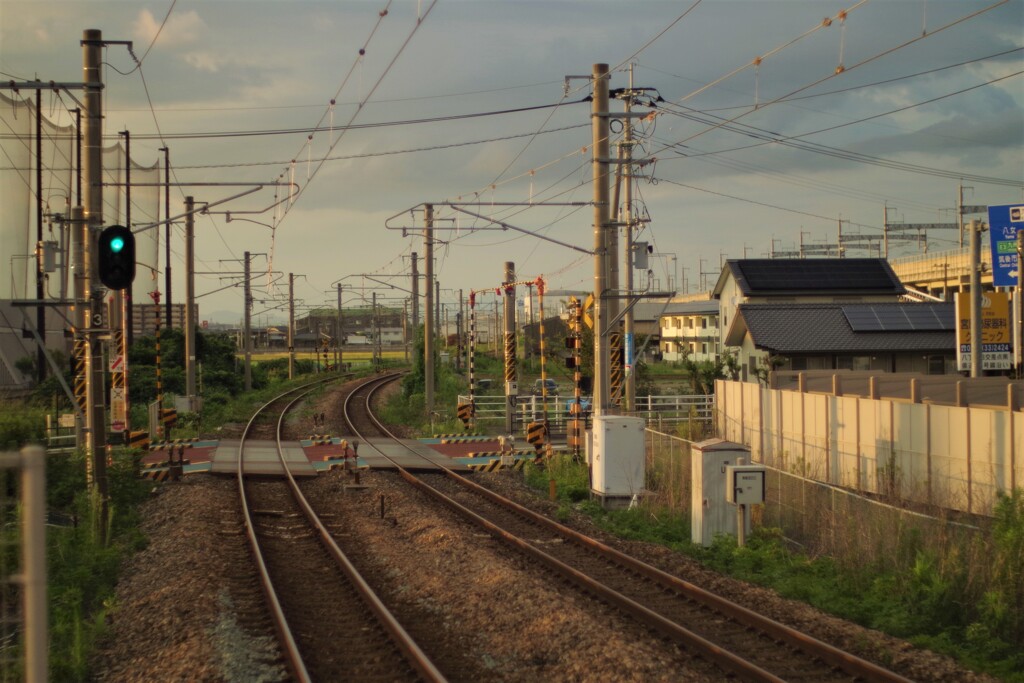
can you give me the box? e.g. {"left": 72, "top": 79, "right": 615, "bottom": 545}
{"left": 713, "top": 259, "right": 957, "bottom": 382}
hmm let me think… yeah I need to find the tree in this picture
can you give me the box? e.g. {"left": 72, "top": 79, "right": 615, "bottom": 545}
{"left": 679, "top": 349, "right": 739, "bottom": 395}
{"left": 753, "top": 353, "right": 786, "bottom": 387}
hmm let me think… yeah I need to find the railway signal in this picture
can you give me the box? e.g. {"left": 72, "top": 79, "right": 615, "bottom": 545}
{"left": 97, "top": 225, "right": 136, "bottom": 290}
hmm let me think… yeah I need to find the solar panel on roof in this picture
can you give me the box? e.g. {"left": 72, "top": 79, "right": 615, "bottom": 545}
{"left": 740, "top": 259, "right": 898, "bottom": 292}
{"left": 842, "top": 304, "right": 954, "bottom": 332}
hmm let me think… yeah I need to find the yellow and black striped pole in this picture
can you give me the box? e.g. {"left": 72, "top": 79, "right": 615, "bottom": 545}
{"left": 468, "top": 290, "right": 477, "bottom": 431}
{"left": 566, "top": 296, "right": 584, "bottom": 461}
{"left": 536, "top": 277, "right": 549, "bottom": 454}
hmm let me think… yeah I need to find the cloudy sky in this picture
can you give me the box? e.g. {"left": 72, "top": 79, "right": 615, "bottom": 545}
{"left": 2, "top": 0, "right": 1022, "bottom": 323}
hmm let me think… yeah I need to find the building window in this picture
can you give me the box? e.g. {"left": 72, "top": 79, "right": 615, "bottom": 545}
{"left": 701, "top": 342, "right": 708, "bottom": 355}
{"left": 927, "top": 355, "right": 944, "bottom": 375}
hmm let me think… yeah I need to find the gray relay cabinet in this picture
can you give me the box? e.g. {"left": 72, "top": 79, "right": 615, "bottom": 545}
{"left": 691, "top": 439, "right": 751, "bottom": 547}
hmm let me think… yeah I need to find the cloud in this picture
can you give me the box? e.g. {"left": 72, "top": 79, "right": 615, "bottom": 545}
{"left": 132, "top": 8, "right": 206, "bottom": 48}
{"left": 183, "top": 51, "right": 225, "bottom": 73}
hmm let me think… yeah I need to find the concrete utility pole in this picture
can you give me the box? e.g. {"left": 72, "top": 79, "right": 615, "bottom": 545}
{"left": 969, "top": 219, "right": 982, "bottom": 378}
{"left": 160, "top": 146, "right": 172, "bottom": 328}
{"left": 83, "top": 29, "right": 108, "bottom": 503}
{"left": 591, "top": 63, "right": 611, "bottom": 416}
{"left": 372, "top": 291, "right": 379, "bottom": 369}
{"left": 185, "top": 196, "right": 197, "bottom": 405}
{"left": 34, "top": 89, "right": 45, "bottom": 385}
{"left": 459, "top": 289, "right": 465, "bottom": 372}
{"left": 503, "top": 261, "right": 517, "bottom": 434}
{"left": 243, "top": 250, "right": 253, "bottom": 391}
{"left": 411, "top": 251, "right": 419, "bottom": 331}
{"left": 121, "top": 129, "right": 132, "bottom": 346}
{"left": 336, "top": 283, "right": 344, "bottom": 371}
{"left": 424, "top": 205, "right": 434, "bottom": 415}
{"left": 288, "top": 273, "right": 296, "bottom": 379}
{"left": 403, "top": 298, "right": 410, "bottom": 362}
{"left": 622, "top": 65, "right": 637, "bottom": 412}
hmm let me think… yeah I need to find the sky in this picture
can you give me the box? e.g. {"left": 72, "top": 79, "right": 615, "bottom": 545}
{"left": 1, "top": 0, "right": 1022, "bottom": 325}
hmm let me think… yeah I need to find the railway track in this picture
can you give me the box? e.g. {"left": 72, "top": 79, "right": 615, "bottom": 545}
{"left": 236, "top": 376, "right": 445, "bottom": 682}
{"left": 340, "top": 374, "right": 915, "bottom": 683}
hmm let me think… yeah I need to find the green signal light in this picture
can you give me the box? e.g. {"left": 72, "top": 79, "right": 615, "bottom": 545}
{"left": 110, "top": 236, "right": 125, "bottom": 253}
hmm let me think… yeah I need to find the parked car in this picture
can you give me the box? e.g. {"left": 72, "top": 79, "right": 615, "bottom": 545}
{"left": 564, "top": 396, "right": 592, "bottom": 417}
{"left": 533, "top": 378, "right": 559, "bottom": 395}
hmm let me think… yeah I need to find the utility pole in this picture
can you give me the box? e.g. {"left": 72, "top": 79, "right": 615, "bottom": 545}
{"left": 336, "top": 283, "right": 344, "bottom": 371}
{"left": 459, "top": 288, "right": 465, "bottom": 373}
{"left": 622, "top": 65, "right": 637, "bottom": 412}
{"left": 494, "top": 300, "right": 500, "bottom": 361}
{"left": 411, "top": 251, "right": 419, "bottom": 332}
{"left": 121, "top": 129, "right": 133, "bottom": 346}
{"left": 34, "top": 88, "right": 46, "bottom": 385}
{"left": 424, "top": 205, "right": 434, "bottom": 415}
{"left": 592, "top": 62, "right": 611, "bottom": 417}
{"left": 288, "top": 273, "right": 295, "bottom": 379}
{"left": 160, "top": 146, "right": 172, "bottom": 328}
{"left": 503, "top": 262, "right": 517, "bottom": 434}
{"left": 403, "top": 298, "right": 409, "bottom": 362}
{"left": 372, "top": 291, "right": 379, "bottom": 369}
{"left": 435, "top": 280, "right": 441, "bottom": 344}
{"left": 82, "top": 28, "right": 108, "bottom": 535}
{"left": 184, "top": 196, "right": 197, "bottom": 406}
{"left": 243, "top": 250, "right": 253, "bottom": 391}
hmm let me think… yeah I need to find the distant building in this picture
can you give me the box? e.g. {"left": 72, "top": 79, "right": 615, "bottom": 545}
{"left": 130, "top": 303, "right": 196, "bottom": 338}
{"left": 714, "top": 258, "right": 961, "bottom": 381}
{"left": 725, "top": 302, "right": 957, "bottom": 379}
{"left": 659, "top": 300, "right": 720, "bottom": 364}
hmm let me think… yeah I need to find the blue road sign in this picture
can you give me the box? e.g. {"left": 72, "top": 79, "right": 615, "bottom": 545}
{"left": 988, "top": 204, "right": 1023, "bottom": 287}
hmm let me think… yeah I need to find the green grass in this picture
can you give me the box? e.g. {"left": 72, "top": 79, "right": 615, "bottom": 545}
{"left": 37, "top": 448, "right": 151, "bottom": 681}
{"left": 520, "top": 455, "right": 1024, "bottom": 682}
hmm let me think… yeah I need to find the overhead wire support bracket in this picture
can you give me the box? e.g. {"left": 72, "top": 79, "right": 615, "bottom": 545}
{"left": 96, "top": 182, "right": 300, "bottom": 235}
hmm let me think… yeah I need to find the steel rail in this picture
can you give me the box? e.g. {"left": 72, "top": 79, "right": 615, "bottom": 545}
{"left": 237, "top": 379, "right": 328, "bottom": 683}
{"left": 346, "top": 375, "right": 915, "bottom": 683}
{"left": 273, "top": 374, "right": 447, "bottom": 683}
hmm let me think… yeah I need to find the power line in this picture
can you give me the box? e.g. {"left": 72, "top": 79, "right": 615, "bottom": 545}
{"left": 654, "top": 68, "right": 1024, "bottom": 187}
{"left": 113, "top": 99, "right": 585, "bottom": 141}
{"left": 648, "top": 1, "right": 1012, "bottom": 164}
{"left": 639, "top": 46, "right": 1023, "bottom": 113}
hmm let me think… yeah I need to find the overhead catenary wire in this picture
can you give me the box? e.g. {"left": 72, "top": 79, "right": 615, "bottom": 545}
{"left": 639, "top": 46, "right": 1024, "bottom": 113}
{"left": 653, "top": 68, "right": 1024, "bottom": 188}
{"left": 648, "top": 0, "right": 1013, "bottom": 158}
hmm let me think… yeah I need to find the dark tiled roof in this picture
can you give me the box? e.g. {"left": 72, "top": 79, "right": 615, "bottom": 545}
{"left": 657, "top": 301, "right": 718, "bottom": 317}
{"left": 731, "top": 302, "right": 954, "bottom": 353}
{"left": 725, "top": 259, "right": 905, "bottom": 296}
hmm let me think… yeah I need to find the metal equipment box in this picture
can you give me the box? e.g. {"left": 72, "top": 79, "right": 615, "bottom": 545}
{"left": 725, "top": 464, "right": 766, "bottom": 505}
{"left": 691, "top": 439, "right": 750, "bottom": 547}
{"left": 589, "top": 415, "right": 645, "bottom": 504}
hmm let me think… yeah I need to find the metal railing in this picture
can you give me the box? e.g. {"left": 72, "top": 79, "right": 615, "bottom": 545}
{"left": 458, "top": 393, "right": 713, "bottom": 431}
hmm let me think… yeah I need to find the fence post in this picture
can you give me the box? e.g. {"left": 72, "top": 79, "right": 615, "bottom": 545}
{"left": 22, "top": 445, "right": 47, "bottom": 683}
